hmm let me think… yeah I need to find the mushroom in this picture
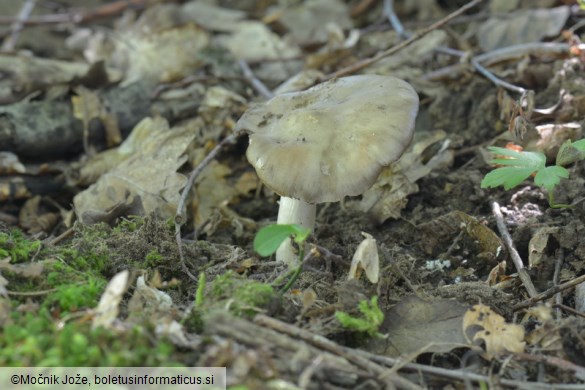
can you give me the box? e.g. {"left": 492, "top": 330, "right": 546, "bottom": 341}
{"left": 236, "top": 75, "right": 419, "bottom": 265}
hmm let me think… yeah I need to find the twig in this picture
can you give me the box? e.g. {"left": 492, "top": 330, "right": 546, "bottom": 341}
{"left": 256, "top": 313, "right": 585, "bottom": 389}
{"left": 321, "top": 0, "right": 485, "bottom": 81}
{"left": 7, "top": 287, "right": 58, "bottom": 296}
{"left": 553, "top": 247, "right": 564, "bottom": 319}
{"left": 0, "top": 0, "right": 147, "bottom": 26}
{"left": 491, "top": 201, "right": 538, "bottom": 298}
{"left": 423, "top": 42, "right": 580, "bottom": 81}
{"left": 174, "top": 135, "right": 239, "bottom": 281}
{"left": 47, "top": 227, "right": 75, "bottom": 246}
{"left": 359, "top": 349, "right": 585, "bottom": 389}
{"left": 513, "top": 273, "right": 585, "bottom": 311}
{"left": 298, "top": 354, "right": 325, "bottom": 389}
{"left": 254, "top": 314, "right": 423, "bottom": 390}
{"left": 1, "top": 0, "right": 37, "bottom": 52}
{"left": 470, "top": 59, "right": 527, "bottom": 94}
{"left": 238, "top": 60, "right": 274, "bottom": 99}
{"left": 515, "top": 352, "right": 585, "bottom": 379}
{"left": 7, "top": 281, "right": 85, "bottom": 296}
{"left": 173, "top": 60, "right": 273, "bottom": 281}
{"left": 554, "top": 303, "right": 585, "bottom": 319}
{"left": 384, "top": 0, "right": 527, "bottom": 95}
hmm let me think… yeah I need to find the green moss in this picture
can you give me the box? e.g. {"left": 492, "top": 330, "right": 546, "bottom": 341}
{"left": 45, "top": 277, "right": 105, "bottom": 313}
{"left": 208, "top": 271, "right": 275, "bottom": 318}
{"left": 112, "top": 216, "right": 144, "bottom": 233}
{"left": 0, "top": 230, "right": 41, "bottom": 263}
{"left": 0, "top": 309, "right": 179, "bottom": 366}
{"left": 144, "top": 249, "right": 164, "bottom": 267}
{"left": 335, "top": 296, "right": 384, "bottom": 338}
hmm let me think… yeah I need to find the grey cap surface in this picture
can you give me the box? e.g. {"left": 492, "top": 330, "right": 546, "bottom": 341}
{"left": 236, "top": 75, "right": 419, "bottom": 203}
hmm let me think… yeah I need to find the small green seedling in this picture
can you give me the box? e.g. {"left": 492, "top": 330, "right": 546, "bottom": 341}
{"left": 481, "top": 140, "right": 585, "bottom": 208}
{"left": 335, "top": 296, "right": 384, "bottom": 338}
{"left": 195, "top": 272, "right": 206, "bottom": 308}
{"left": 253, "top": 224, "right": 311, "bottom": 294}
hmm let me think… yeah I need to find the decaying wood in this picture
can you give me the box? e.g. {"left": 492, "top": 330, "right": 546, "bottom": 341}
{"left": 205, "top": 311, "right": 422, "bottom": 389}
{"left": 0, "top": 80, "right": 202, "bottom": 159}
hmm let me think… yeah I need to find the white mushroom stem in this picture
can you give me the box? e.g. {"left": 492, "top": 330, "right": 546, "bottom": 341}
{"left": 276, "top": 196, "right": 316, "bottom": 266}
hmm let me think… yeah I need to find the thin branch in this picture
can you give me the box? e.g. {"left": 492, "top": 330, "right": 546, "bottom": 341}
{"left": 254, "top": 314, "right": 423, "bottom": 390}
{"left": 256, "top": 313, "right": 585, "bottom": 389}
{"left": 238, "top": 60, "right": 274, "bottom": 100}
{"left": 423, "top": 42, "right": 581, "bottom": 82}
{"left": 491, "top": 201, "right": 538, "bottom": 298}
{"left": 513, "top": 273, "right": 585, "bottom": 311}
{"left": 321, "top": 0, "right": 485, "bottom": 81}
{"left": 1, "top": 0, "right": 37, "bottom": 52}
{"left": 174, "top": 134, "right": 239, "bottom": 281}
{"left": 360, "top": 349, "right": 585, "bottom": 390}
{"left": 385, "top": 0, "right": 527, "bottom": 94}
{"left": 554, "top": 303, "right": 585, "bottom": 318}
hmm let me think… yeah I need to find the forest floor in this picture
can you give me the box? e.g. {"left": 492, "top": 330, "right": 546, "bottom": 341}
{"left": 1, "top": 0, "right": 585, "bottom": 389}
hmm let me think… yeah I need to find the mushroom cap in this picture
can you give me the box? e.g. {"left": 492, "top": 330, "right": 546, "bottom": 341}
{"left": 236, "top": 75, "right": 419, "bottom": 203}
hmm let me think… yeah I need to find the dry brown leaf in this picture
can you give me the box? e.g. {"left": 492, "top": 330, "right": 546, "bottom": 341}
{"left": 74, "top": 117, "right": 198, "bottom": 223}
{"left": 0, "top": 258, "right": 45, "bottom": 278}
{"left": 182, "top": 2, "right": 246, "bottom": 32}
{"left": 0, "top": 54, "right": 89, "bottom": 104}
{"left": 221, "top": 22, "right": 302, "bottom": 83}
{"left": 115, "top": 24, "right": 210, "bottom": 86}
{"left": 355, "top": 131, "right": 453, "bottom": 223}
{"left": 477, "top": 6, "right": 570, "bottom": 51}
{"left": 128, "top": 275, "right": 173, "bottom": 321}
{"left": 369, "top": 295, "right": 468, "bottom": 357}
{"left": 192, "top": 160, "right": 238, "bottom": 231}
{"left": 276, "top": 0, "right": 352, "bottom": 44}
{"left": 463, "top": 304, "right": 526, "bottom": 357}
{"left": 234, "top": 171, "right": 259, "bottom": 196}
{"left": 528, "top": 227, "right": 559, "bottom": 268}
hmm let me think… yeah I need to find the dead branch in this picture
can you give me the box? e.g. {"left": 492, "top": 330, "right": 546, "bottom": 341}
{"left": 513, "top": 273, "right": 585, "bottom": 311}
{"left": 491, "top": 201, "right": 538, "bottom": 298}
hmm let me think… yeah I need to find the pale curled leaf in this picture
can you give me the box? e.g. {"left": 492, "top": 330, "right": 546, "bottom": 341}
{"left": 92, "top": 270, "right": 129, "bottom": 330}
{"left": 348, "top": 232, "right": 379, "bottom": 283}
{"left": 463, "top": 304, "right": 525, "bottom": 357}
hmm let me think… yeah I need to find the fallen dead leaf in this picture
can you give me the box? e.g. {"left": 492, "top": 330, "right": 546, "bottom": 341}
{"left": 463, "top": 304, "right": 525, "bottom": 357}
{"left": 348, "top": 232, "right": 379, "bottom": 284}
{"left": 74, "top": 117, "right": 198, "bottom": 223}
{"left": 368, "top": 295, "right": 468, "bottom": 357}
{"left": 477, "top": 6, "right": 570, "bottom": 51}
{"left": 92, "top": 270, "right": 129, "bottom": 330}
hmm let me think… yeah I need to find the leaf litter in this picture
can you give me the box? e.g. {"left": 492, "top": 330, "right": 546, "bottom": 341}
{"left": 1, "top": 0, "right": 585, "bottom": 388}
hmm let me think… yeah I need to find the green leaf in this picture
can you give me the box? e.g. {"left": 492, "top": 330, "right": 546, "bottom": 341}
{"left": 556, "top": 140, "right": 585, "bottom": 166}
{"left": 253, "top": 224, "right": 311, "bottom": 257}
{"left": 481, "top": 147, "right": 547, "bottom": 190}
{"left": 486, "top": 146, "right": 545, "bottom": 168}
{"left": 573, "top": 139, "right": 585, "bottom": 152}
{"left": 534, "top": 166, "right": 569, "bottom": 193}
{"left": 481, "top": 167, "right": 537, "bottom": 190}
